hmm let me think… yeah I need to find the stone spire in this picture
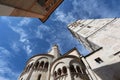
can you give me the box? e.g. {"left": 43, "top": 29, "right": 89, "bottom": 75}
{"left": 48, "top": 44, "right": 61, "bottom": 59}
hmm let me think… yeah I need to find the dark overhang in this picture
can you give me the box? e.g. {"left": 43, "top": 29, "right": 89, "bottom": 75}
{"left": 0, "top": 0, "right": 64, "bottom": 22}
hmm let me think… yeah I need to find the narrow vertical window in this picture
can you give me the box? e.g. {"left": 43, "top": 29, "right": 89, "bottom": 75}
{"left": 28, "top": 65, "right": 31, "bottom": 71}
{"left": 69, "top": 65, "right": 76, "bottom": 73}
{"left": 54, "top": 71, "right": 57, "bottom": 78}
{"left": 58, "top": 68, "right": 62, "bottom": 75}
{"left": 30, "top": 63, "right": 33, "bottom": 69}
{"left": 25, "top": 66, "right": 28, "bottom": 72}
{"left": 62, "top": 66, "right": 67, "bottom": 74}
{"left": 26, "top": 65, "right": 30, "bottom": 71}
{"left": 76, "top": 66, "right": 81, "bottom": 73}
{"left": 34, "top": 61, "right": 39, "bottom": 69}
{"left": 44, "top": 62, "right": 49, "bottom": 70}
{"left": 40, "top": 61, "right": 44, "bottom": 69}
{"left": 95, "top": 57, "right": 103, "bottom": 64}
{"left": 37, "top": 74, "right": 41, "bottom": 80}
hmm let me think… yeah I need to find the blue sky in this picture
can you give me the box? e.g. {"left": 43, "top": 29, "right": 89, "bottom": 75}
{"left": 0, "top": 0, "right": 120, "bottom": 80}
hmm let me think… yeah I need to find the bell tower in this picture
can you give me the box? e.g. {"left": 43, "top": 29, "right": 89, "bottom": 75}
{"left": 48, "top": 44, "right": 61, "bottom": 59}
{"left": 68, "top": 19, "right": 116, "bottom": 52}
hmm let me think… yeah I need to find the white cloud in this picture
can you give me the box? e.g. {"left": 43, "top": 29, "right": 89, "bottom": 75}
{"left": 1, "top": 16, "right": 10, "bottom": 21}
{"left": 1, "top": 17, "right": 31, "bottom": 26}
{"left": 0, "top": 47, "right": 10, "bottom": 56}
{"left": 0, "top": 76, "right": 9, "bottom": 80}
{"left": 24, "top": 45, "right": 32, "bottom": 55}
{"left": 9, "top": 25, "right": 33, "bottom": 55}
{"left": 18, "top": 18, "right": 31, "bottom": 26}
{"left": 72, "top": 0, "right": 119, "bottom": 18}
{"left": 10, "top": 26, "right": 28, "bottom": 43}
{"left": 54, "top": 9, "right": 75, "bottom": 24}
{"left": 0, "top": 61, "right": 19, "bottom": 80}
{"left": 5, "top": 17, "right": 33, "bottom": 55}
{"left": 35, "top": 29, "right": 43, "bottom": 39}
{"left": 54, "top": 0, "right": 119, "bottom": 24}
{"left": 38, "top": 24, "right": 50, "bottom": 31}
{"left": 10, "top": 42, "right": 20, "bottom": 52}
{"left": 35, "top": 24, "right": 50, "bottom": 39}
{"left": 1, "top": 17, "right": 30, "bottom": 43}
{"left": 9, "top": 18, "right": 31, "bottom": 43}
{"left": 0, "top": 47, "right": 19, "bottom": 80}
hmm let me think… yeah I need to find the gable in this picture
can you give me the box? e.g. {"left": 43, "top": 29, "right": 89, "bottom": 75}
{"left": 64, "top": 48, "right": 81, "bottom": 58}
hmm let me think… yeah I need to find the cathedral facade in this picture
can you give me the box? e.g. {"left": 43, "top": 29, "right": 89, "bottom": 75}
{"left": 18, "top": 18, "right": 120, "bottom": 80}
{"left": 19, "top": 45, "right": 90, "bottom": 80}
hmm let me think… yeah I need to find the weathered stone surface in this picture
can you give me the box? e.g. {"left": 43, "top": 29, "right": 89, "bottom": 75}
{"left": 68, "top": 18, "right": 120, "bottom": 80}
{"left": 19, "top": 46, "right": 90, "bottom": 80}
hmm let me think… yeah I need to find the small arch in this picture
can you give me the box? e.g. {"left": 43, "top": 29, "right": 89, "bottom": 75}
{"left": 29, "top": 63, "right": 33, "bottom": 69}
{"left": 52, "top": 62, "right": 64, "bottom": 73}
{"left": 37, "top": 74, "right": 41, "bottom": 80}
{"left": 54, "top": 71, "right": 57, "bottom": 77}
{"left": 30, "top": 63, "right": 33, "bottom": 67}
{"left": 62, "top": 66, "right": 67, "bottom": 74}
{"left": 34, "top": 61, "right": 39, "bottom": 69}
{"left": 69, "top": 65, "right": 76, "bottom": 73}
{"left": 58, "top": 68, "right": 62, "bottom": 75}
{"left": 26, "top": 65, "right": 30, "bottom": 71}
{"left": 28, "top": 65, "right": 31, "bottom": 71}
{"left": 40, "top": 61, "right": 44, "bottom": 69}
{"left": 25, "top": 66, "right": 28, "bottom": 72}
{"left": 44, "top": 62, "right": 49, "bottom": 69}
{"left": 76, "top": 66, "right": 81, "bottom": 73}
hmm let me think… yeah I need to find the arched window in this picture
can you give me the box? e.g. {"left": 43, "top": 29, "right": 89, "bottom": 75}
{"left": 44, "top": 62, "right": 49, "bottom": 69}
{"left": 58, "top": 68, "right": 62, "bottom": 75}
{"left": 54, "top": 71, "right": 57, "bottom": 78}
{"left": 25, "top": 66, "right": 28, "bottom": 72}
{"left": 62, "top": 66, "right": 67, "bottom": 74}
{"left": 28, "top": 65, "right": 31, "bottom": 71}
{"left": 32, "top": 63, "right": 33, "bottom": 66}
{"left": 29, "top": 63, "right": 33, "bottom": 69}
{"left": 35, "top": 61, "right": 39, "bottom": 69}
{"left": 26, "top": 65, "right": 30, "bottom": 71}
{"left": 37, "top": 74, "right": 41, "bottom": 80}
{"left": 76, "top": 66, "right": 81, "bottom": 73}
{"left": 69, "top": 65, "right": 76, "bottom": 73}
{"left": 40, "top": 61, "right": 44, "bottom": 69}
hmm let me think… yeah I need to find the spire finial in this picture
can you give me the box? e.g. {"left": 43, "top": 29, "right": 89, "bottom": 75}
{"left": 48, "top": 44, "right": 61, "bottom": 58}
